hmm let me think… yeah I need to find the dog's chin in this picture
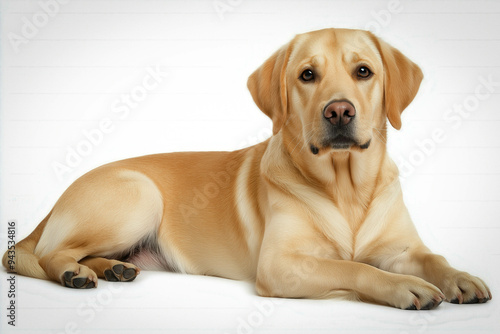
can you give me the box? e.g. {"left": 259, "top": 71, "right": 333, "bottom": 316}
{"left": 329, "top": 135, "right": 356, "bottom": 150}
{"left": 310, "top": 136, "right": 371, "bottom": 155}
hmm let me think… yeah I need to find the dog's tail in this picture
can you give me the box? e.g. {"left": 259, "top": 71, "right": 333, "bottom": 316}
{"left": 2, "top": 212, "right": 51, "bottom": 280}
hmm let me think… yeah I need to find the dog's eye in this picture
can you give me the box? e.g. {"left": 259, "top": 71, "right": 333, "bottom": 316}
{"left": 300, "top": 69, "right": 315, "bottom": 82}
{"left": 357, "top": 66, "right": 372, "bottom": 79}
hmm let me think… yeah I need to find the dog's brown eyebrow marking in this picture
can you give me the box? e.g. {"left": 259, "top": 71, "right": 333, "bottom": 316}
{"left": 298, "top": 55, "right": 324, "bottom": 70}
{"left": 349, "top": 51, "right": 362, "bottom": 62}
{"left": 310, "top": 55, "right": 324, "bottom": 67}
{"left": 343, "top": 51, "right": 372, "bottom": 66}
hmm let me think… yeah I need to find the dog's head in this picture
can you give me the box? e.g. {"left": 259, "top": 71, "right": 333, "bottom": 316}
{"left": 247, "top": 28, "right": 422, "bottom": 154}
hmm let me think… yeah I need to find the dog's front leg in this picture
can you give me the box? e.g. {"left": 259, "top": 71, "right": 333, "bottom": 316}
{"left": 378, "top": 245, "right": 492, "bottom": 304}
{"left": 256, "top": 215, "right": 444, "bottom": 310}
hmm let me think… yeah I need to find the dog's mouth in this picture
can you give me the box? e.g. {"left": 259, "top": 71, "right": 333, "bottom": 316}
{"left": 310, "top": 135, "right": 371, "bottom": 155}
{"left": 328, "top": 135, "right": 356, "bottom": 149}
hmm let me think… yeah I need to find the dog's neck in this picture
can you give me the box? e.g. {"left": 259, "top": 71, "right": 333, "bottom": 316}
{"left": 262, "top": 124, "right": 394, "bottom": 214}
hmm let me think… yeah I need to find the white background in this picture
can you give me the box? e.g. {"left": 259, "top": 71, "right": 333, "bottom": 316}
{"left": 1, "top": 0, "right": 500, "bottom": 333}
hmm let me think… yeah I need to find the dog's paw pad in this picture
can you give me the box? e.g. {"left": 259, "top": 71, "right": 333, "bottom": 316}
{"left": 123, "top": 268, "right": 136, "bottom": 280}
{"left": 72, "top": 277, "right": 87, "bottom": 288}
{"left": 103, "top": 263, "right": 138, "bottom": 282}
{"left": 463, "top": 295, "right": 489, "bottom": 304}
{"left": 64, "top": 271, "right": 75, "bottom": 283}
{"left": 421, "top": 299, "right": 442, "bottom": 310}
{"left": 62, "top": 269, "right": 97, "bottom": 289}
{"left": 104, "top": 269, "right": 119, "bottom": 282}
{"left": 112, "top": 264, "right": 124, "bottom": 275}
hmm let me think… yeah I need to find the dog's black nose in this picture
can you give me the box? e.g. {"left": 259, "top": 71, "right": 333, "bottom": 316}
{"left": 323, "top": 100, "right": 356, "bottom": 126}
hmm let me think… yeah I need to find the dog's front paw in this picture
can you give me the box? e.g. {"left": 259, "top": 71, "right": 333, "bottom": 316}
{"left": 439, "top": 271, "right": 491, "bottom": 304}
{"left": 388, "top": 275, "right": 445, "bottom": 310}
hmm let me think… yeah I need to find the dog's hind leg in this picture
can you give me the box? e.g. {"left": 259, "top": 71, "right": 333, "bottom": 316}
{"left": 34, "top": 168, "right": 163, "bottom": 288}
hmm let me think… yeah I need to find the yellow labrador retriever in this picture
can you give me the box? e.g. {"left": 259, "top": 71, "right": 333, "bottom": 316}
{"left": 3, "top": 28, "right": 491, "bottom": 310}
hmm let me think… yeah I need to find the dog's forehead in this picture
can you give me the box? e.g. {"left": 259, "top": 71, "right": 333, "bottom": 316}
{"left": 291, "top": 29, "right": 381, "bottom": 65}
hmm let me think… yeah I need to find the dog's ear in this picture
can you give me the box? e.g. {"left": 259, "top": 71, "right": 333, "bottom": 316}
{"left": 370, "top": 34, "right": 423, "bottom": 130}
{"left": 247, "top": 41, "right": 294, "bottom": 134}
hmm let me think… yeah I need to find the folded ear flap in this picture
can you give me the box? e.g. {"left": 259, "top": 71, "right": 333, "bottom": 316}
{"left": 371, "top": 34, "right": 423, "bottom": 130}
{"left": 247, "top": 42, "right": 294, "bottom": 134}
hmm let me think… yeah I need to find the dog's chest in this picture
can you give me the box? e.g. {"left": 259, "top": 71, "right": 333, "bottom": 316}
{"left": 316, "top": 178, "right": 401, "bottom": 261}
{"left": 315, "top": 183, "right": 375, "bottom": 260}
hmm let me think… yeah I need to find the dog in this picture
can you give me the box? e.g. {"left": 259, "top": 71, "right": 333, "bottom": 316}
{"left": 3, "top": 28, "right": 491, "bottom": 310}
